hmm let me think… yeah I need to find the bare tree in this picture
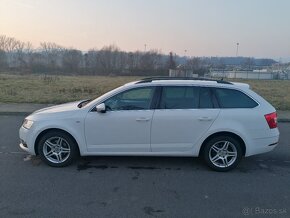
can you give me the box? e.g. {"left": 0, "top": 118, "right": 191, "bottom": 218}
{"left": 62, "top": 49, "right": 83, "bottom": 74}
{"left": 0, "top": 35, "right": 21, "bottom": 52}
{"left": 40, "top": 42, "right": 64, "bottom": 72}
{"left": 186, "top": 57, "right": 208, "bottom": 76}
{"left": 85, "top": 49, "right": 99, "bottom": 75}
{"left": 0, "top": 49, "right": 8, "bottom": 71}
{"left": 97, "top": 45, "right": 122, "bottom": 75}
{"left": 0, "top": 35, "right": 23, "bottom": 69}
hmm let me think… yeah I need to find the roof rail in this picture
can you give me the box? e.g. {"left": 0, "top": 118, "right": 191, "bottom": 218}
{"left": 136, "top": 77, "right": 233, "bottom": 85}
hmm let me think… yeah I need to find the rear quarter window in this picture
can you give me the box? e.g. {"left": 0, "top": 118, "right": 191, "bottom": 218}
{"left": 215, "top": 88, "right": 258, "bottom": 108}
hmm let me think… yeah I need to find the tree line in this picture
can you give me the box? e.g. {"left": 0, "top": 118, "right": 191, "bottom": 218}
{"left": 0, "top": 35, "right": 276, "bottom": 76}
{"left": 0, "top": 35, "right": 179, "bottom": 76}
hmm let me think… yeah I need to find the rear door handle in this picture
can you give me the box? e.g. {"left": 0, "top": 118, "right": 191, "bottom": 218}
{"left": 136, "top": 117, "right": 150, "bottom": 122}
{"left": 198, "top": 117, "right": 212, "bottom": 121}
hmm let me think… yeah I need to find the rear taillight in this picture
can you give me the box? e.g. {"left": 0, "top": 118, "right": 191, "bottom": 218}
{"left": 264, "top": 112, "right": 277, "bottom": 129}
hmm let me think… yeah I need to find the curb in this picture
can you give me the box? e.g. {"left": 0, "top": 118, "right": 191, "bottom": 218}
{"left": 277, "top": 118, "right": 290, "bottom": 123}
{"left": 0, "top": 112, "right": 31, "bottom": 116}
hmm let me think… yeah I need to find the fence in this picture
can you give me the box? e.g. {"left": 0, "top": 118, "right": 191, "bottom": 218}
{"left": 208, "top": 70, "right": 290, "bottom": 80}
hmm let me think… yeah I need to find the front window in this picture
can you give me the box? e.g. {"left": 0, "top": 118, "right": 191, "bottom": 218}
{"left": 104, "top": 87, "right": 155, "bottom": 111}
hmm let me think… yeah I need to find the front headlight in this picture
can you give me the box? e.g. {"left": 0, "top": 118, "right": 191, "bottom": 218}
{"left": 23, "top": 119, "right": 34, "bottom": 129}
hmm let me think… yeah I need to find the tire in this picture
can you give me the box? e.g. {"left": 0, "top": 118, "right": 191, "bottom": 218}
{"left": 37, "top": 130, "right": 79, "bottom": 167}
{"left": 203, "top": 136, "right": 242, "bottom": 172}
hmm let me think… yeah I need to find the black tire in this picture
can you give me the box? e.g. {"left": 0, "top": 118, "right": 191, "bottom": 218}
{"left": 203, "top": 136, "right": 242, "bottom": 172}
{"left": 37, "top": 130, "right": 79, "bottom": 167}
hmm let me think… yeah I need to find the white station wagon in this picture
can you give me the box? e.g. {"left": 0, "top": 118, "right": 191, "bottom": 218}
{"left": 19, "top": 77, "right": 279, "bottom": 171}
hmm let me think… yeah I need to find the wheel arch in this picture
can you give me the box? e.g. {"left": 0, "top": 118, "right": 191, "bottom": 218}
{"left": 199, "top": 131, "right": 246, "bottom": 157}
{"left": 34, "top": 128, "right": 80, "bottom": 155}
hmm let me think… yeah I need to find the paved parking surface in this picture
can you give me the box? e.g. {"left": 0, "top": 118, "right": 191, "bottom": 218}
{"left": 0, "top": 115, "right": 289, "bottom": 218}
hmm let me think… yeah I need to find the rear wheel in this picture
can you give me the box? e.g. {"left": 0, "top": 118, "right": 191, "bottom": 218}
{"left": 38, "top": 131, "right": 78, "bottom": 167}
{"left": 203, "top": 136, "right": 242, "bottom": 172}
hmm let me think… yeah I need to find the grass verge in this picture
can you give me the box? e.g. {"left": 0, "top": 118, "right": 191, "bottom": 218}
{"left": 0, "top": 74, "right": 289, "bottom": 110}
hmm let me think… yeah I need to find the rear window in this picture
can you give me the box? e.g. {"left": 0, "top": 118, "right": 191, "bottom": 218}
{"left": 215, "top": 88, "right": 258, "bottom": 108}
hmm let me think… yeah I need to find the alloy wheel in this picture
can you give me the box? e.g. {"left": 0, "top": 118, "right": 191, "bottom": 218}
{"left": 43, "top": 137, "right": 71, "bottom": 164}
{"left": 209, "top": 140, "right": 238, "bottom": 168}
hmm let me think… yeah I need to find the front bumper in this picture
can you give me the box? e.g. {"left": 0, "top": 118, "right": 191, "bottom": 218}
{"left": 20, "top": 141, "right": 29, "bottom": 152}
{"left": 19, "top": 126, "right": 36, "bottom": 155}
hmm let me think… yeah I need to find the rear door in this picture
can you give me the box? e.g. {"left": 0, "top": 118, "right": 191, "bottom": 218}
{"left": 150, "top": 86, "right": 220, "bottom": 152}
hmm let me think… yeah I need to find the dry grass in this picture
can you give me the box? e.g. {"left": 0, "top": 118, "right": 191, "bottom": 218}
{"left": 0, "top": 74, "right": 290, "bottom": 110}
{"left": 0, "top": 74, "right": 141, "bottom": 104}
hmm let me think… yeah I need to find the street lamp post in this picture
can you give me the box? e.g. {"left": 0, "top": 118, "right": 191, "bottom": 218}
{"left": 235, "top": 42, "right": 240, "bottom": 79}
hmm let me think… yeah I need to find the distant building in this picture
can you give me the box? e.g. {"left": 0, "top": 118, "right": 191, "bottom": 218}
{"left": 208, "top": 70, "right": 285, "bottom": 80}
{"left": 169, "top": 64, "right": 202, "bottom": 78}
{"left": 169, "top": 69, "right": 198, "bottom": 77}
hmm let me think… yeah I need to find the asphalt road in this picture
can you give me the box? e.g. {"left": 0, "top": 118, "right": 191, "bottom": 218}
{"left": 0, "top": 115, "right": 289, "bottom": 218}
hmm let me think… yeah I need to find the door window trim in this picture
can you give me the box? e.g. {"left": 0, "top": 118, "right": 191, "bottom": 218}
{"left": 199, "top": 87, "right": 219, "bottom": 109}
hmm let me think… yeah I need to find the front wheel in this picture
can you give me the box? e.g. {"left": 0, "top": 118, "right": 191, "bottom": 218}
{"left": 38, "top": 131, "right": 79, "bottom": 167}
{"left": 203, "top": 136, "right": 242, "bottom": 172}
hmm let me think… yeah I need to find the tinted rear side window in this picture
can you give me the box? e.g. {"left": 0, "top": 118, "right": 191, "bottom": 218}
{"left": 160, "top": 86, "right": 199, "bottom": 109}
{"left": 215, "top": 88, "right": 258, "bottom": 108}
{"left": 199, "top": 88, "right": 214, "bottom": 108}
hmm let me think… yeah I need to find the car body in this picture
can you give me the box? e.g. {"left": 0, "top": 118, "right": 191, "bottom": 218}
{"left": 19, "top": 77, "right": 279, "bottom": 171}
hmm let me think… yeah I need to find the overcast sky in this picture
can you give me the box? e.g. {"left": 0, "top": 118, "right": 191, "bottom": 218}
{"left": 0, "top": 0, "right": 289, "bottom": 61}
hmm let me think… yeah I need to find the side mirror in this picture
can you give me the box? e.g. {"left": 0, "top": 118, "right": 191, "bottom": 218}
{"left": 95, "top": 103, "right": 106, "bottom": 113}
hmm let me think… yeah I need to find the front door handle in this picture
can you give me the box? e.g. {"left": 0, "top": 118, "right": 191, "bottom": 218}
{"left": 198, "top": 117, "right": 212, "bottom": 121}
{"left": 136, "top": 117, "right": 150, "bottom": 122}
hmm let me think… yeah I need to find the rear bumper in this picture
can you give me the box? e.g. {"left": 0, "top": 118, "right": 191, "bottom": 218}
{"left": 245, "top": 135, "right": 279, "bottom": 157}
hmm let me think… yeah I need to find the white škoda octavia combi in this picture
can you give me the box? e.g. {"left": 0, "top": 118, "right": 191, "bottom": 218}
{"left": 19, "top": 77, "right": 279, "bottom": 171}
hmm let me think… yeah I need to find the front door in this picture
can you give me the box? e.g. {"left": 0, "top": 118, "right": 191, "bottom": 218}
{"left": 85, "top": 87, "right": 155, "bottom": 153}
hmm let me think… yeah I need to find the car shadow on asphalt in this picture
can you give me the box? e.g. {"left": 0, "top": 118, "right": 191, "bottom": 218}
{"left": 77, "top": 156, "right": 206, "bottom": 171}
{"left": 23, "top": 153, "right": 290, "bottom": 174}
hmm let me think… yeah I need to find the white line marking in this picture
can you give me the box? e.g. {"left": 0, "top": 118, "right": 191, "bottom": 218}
{"left": 0, "top": 151, "right": 27, "bottom": 154}
{"left": 10, "top": 151, "right": 27, "bottom": 154}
